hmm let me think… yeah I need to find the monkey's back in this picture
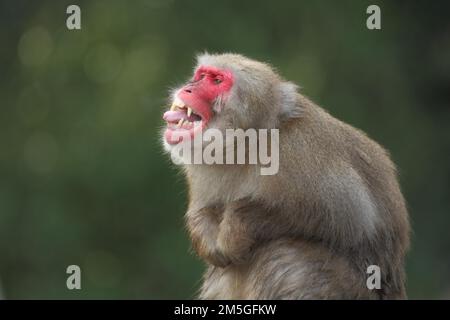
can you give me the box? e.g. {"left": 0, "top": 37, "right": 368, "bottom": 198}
{"left": 253, "top": 95, "right": 410, "bottom": 298}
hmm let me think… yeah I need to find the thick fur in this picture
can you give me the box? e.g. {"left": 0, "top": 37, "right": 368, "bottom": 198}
{"left": 165, "top": 53, "right": 410, "bottom": 299}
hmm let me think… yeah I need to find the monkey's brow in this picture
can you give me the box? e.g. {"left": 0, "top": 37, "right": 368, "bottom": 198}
{"left": 188, "top": 75, "right": 205, "bottom": 84}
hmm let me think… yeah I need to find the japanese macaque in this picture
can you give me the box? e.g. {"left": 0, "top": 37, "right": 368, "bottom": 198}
{"left": 161, "top": 53, "right": 410, "bottom": 299}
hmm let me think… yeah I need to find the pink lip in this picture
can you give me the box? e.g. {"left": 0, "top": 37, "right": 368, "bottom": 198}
{"left": 164, "top": 123, "right": 205, "bottom": 145}
{"left": 163, "top": 105, "right": 207, "bottom": 145}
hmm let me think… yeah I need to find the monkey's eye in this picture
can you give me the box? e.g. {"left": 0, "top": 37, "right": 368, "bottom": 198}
{"left": 199, "top": 73, "right": 206, "bottom": 80}
{"left": 214, "top": 78, "right": 222, "bottom": 85}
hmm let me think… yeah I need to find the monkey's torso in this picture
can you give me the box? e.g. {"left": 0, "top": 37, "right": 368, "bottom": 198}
{"left": 185, "top": 97, "right": 409, "bottom": 300}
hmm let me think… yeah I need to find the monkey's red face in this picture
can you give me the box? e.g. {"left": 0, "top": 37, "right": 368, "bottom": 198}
{"left": 163, "top": 66, "right": 234, "bottom": 144}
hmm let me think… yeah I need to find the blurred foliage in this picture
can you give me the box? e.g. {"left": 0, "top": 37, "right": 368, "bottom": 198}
{"left": 0, "top": 0, "right": 449, "bottom": 299}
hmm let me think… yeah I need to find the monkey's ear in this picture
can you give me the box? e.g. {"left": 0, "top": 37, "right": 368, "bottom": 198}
{"left": 278, "top": 82, "right": 303, "bottom": 120}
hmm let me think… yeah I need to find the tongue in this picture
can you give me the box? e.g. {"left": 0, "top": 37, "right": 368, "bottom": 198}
{"left": 163, "top": 110, "right": 187, "bottom": 122}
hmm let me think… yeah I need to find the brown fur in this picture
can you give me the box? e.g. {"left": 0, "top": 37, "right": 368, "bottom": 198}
{"left": 165, "top": 53, "right": 410, "bottom": 299}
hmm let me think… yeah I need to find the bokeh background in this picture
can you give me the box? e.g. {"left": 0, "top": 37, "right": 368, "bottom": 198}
{"left": 0, "top": 0, "right": 449, "bottom": 299}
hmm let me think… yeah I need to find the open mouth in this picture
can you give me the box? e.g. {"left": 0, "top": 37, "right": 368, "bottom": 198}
{"left": 163, "top": 97, "right": 205, "bottom": 145}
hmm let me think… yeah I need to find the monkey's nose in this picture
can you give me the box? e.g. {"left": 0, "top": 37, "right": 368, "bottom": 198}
{"left": 184, "top": 88, "right": 192, "bottom": 93}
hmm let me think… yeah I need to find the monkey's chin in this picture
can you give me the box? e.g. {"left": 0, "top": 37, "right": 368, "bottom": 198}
{"left": 164, "top": 122, "right": 205, "bottom": 145}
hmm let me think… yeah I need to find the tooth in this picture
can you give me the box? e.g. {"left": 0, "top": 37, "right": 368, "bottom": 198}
{"left": 187, "top": 107, "right": 192, "bottom": 117}
{"left": 177, "top": 119, "right": 184, "bottom": 127}
{"left": 174, "top": 97, "right": 185, "bottom": 108}
{"left": 170, "top": 97, "right": 186, "bottom": 111}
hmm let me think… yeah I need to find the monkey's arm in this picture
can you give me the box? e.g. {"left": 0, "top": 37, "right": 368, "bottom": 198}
{"left": 216, "top": 198, "right": 292, "bottom": 265}
{"left": 187, "top": 198, "right": 287, "bottom": 267}
{"left": 192, "top": 198, "right": 291, "bottom": 267}
{"left": 186, "top": 204, "right": 231, "bottom": 267}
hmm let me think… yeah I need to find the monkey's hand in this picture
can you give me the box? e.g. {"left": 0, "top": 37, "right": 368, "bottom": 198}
{"left": 186, "top": 205, "right": 232, "bottom": 268}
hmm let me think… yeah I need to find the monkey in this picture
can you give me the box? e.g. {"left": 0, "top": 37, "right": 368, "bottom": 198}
{"left": 161, "top": 53, "right": 410, "bottom": 299}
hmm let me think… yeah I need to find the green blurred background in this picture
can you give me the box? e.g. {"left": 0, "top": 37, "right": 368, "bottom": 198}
{"left": 0, "top": 0, "right": 449, "bottom": 299}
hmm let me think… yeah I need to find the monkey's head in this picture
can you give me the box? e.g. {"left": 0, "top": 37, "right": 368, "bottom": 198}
{"left": 163, "top": 53, "right": 301, "bottom": 147}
